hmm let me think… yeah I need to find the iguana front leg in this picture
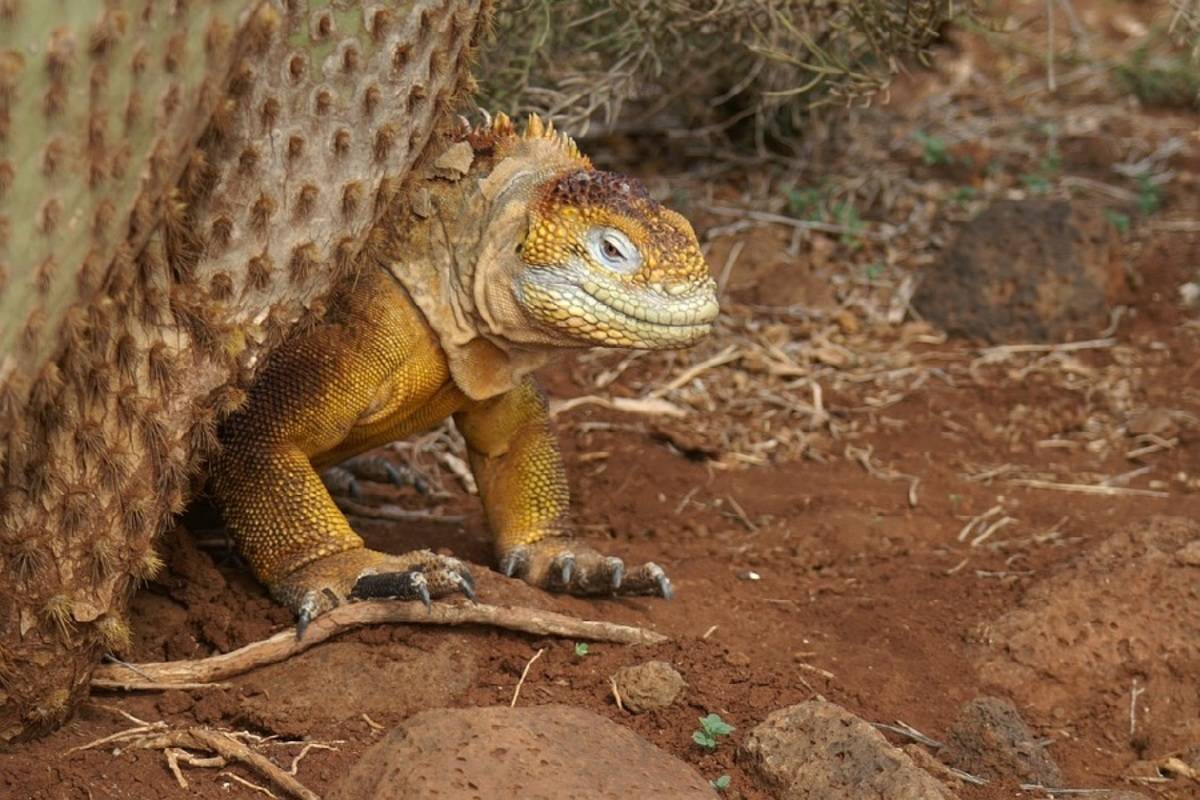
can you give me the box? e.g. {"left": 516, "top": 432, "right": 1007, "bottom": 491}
{"left": 455, "top": 378, "right": 672, "bottom": 598}
{"left": 211, "top": 319, "right": 474, "bottom": 636}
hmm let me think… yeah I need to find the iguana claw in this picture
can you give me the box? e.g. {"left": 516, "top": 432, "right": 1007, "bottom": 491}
{"left": 607, "top": 556, "right": 625, "bottom": 589}
{"left": 500, "top": 550, "right": 524, "bottom": 578}
{"left": 553, "top": 552, "right": 575, "bottom": 586}
{"left": 498, "top": 541, "right": 672, "bottom": 598}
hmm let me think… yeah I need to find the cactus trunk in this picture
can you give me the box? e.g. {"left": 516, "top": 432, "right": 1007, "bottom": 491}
{"left": 0, "top": 0, "right": 490, "bottom": 744}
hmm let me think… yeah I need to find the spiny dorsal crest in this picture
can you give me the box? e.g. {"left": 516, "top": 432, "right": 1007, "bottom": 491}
{"left": 466, "top": 111, "right": 585, "bottom": 163}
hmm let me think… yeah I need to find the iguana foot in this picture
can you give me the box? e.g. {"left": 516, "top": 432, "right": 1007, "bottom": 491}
{"left": 272, "top": 548, "right": 475, "bottom": 638}
{"left": 320, "top": 455, "right": 430, "bottom": 499}
{"left": 499, "top": 540, "right": 672, "bottom": 599}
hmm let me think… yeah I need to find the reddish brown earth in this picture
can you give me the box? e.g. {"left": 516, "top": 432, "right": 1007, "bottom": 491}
{"left": 2, "top": 226, "right": 1196, "bottom": 797}
{"left": 3, "top": 2, "right": 1200, "bottom": 798}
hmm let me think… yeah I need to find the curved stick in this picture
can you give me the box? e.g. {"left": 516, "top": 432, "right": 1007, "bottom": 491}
{"left": 93, "top": 601, "right": 667, "bottom": 687}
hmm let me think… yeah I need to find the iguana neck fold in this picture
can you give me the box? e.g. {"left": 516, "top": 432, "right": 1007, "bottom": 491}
{"left": 385, "top": 136, "right": 586, "bottom": 401}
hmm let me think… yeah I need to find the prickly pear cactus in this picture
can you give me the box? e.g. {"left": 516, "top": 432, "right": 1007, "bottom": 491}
{"left": 0, "top": 0, "right": 490, "bottom": 744}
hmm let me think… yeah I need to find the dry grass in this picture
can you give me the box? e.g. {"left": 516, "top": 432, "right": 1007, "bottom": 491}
{"left": 479, "top": 1, "right": 976, "bottom": 142}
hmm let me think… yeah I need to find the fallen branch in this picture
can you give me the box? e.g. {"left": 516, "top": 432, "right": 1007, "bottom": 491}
{"left": 92, "top": 601, "right": 667, "bottom": 686}
{"left": 134, "top": 728, "right": 318, "bottom": 800}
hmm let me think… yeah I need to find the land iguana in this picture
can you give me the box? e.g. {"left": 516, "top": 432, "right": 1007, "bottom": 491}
{"left": 210, "top": 114, "right": 718, "bottom": 634}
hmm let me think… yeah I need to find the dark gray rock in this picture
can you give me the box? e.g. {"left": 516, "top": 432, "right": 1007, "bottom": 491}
{"left": 913, "top": 199, "right": 1123, "bottom": 343}
{"left": 938, "top": 696, "right": 1062, "bottom": 786}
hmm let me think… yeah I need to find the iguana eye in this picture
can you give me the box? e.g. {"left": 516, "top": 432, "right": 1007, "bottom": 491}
{"left": 587, "top": 228, "right": 641, "bottom": 274}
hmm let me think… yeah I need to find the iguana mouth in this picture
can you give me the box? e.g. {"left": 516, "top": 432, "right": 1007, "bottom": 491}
{"left": 578, "top": 280, "right": 719, "bottom": 328}
{"left": 517, "top": 274, "right": 718, "bottom": 348}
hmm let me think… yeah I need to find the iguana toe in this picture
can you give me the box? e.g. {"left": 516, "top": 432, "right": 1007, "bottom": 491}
{"left": 352, "top": 570, "right": 433, "bottom": 608}
{"left": 275, "top": 548, "right": 476, "bottom": 639}
{"left": 320, "top": 455, "right": 430, "bottom": 499}
{"left": 501, "top": 541, "right": 672, "bottom": 599}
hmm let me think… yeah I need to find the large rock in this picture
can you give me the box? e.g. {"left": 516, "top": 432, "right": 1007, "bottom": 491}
{"left": 913, "top": 199, "right": 1123, "bottom": 343}
{"left": 330, "top": 705, "right": 716, "bottom": 799}
{"left": 738, "top": 701, "right": 958, "bottom": 800}
{"left": 939, "top": 697, "right": 1061, "bottom": 786}
{"left": 238, "top": 641, "right": 475, "bottom": 738}
{"left": 976, "top": 517, "right": 1200, "bottom": 754}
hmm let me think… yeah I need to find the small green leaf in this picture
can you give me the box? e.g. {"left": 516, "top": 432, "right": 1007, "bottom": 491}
{"left": 1019, "top": 173, "right": 1050, "bottom": 195}
{"left": 700, "top": 713, "right": 735, "bottom": 736}
{"left": 692, "top": 730, "right": 717, "bottom": 750}
{"left": 785, "top": 186, "right": 825, "bottom": 220}
{"left": 712, "top": 774, "right": 731, "bottom": 790}
{"left": 950, "top": 186, "right": 976, "bottom": 207}
{"left": 1135, "top": 172, "right": 1162, "bottom": 216}
{"left": 1105, "top": 209, "right": 1131, "bottom": 235}
{"left": 912, "top": 130, "right": 951, "bottom": 166}
{"left": 573, "top": 642, "right": 589, "bottom": 657}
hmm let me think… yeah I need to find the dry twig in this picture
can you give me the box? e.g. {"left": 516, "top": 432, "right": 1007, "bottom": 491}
{"left": 510, "top": 647, "right": 545, "bottom": 707}
{"left": 93, "top": 601, "right": 666, "bottom": 687}
{"left": 1007, "top": 478, "right": 1169, "bottom": 499}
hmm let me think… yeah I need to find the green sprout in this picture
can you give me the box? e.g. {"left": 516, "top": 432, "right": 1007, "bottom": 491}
{"left": 785, "top": 185, "right": 826, "bottom": 220}
{"left": 693, "top": 713, "right": 735, "bottom": 751}
{"left": 832, "top": 200, "right": 864, "bottom": 249}
{"left": 912, "top": 129, "right": 951, "bottom": 166}
{"left": 950, "top": 186, "right": 977, "bottom": 207}
{"left": 1018, "top": 172, "right": 1051, "bottom": 195}
{"left": 1135, "top": 171, "right": 1162, "bottom": 216}
{"left": 1105, "top": 209, "right": 1132, "bottom": 236}
{"left": 573, "top": 642, "right": 589, "bottom": 657}
{"left": 711, "top": 774, "right": 731, "bottom": 791}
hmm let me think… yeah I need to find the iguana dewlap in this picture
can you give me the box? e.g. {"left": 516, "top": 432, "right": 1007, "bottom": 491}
{"left": 210, "top": 114, "right": 718, "bottom": 632}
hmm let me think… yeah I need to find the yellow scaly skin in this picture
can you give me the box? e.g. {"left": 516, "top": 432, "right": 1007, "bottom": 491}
{"left": 210, "top": 115, "right": 718, "bottom": 631}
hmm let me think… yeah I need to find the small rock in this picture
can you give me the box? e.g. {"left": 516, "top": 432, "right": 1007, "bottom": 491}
{"left": 739, "top": 700, "right": 959, "bottom": 799}
{"left": 155, "top": 690, "right": 194, "bottom": 716}
{"left": 1177, "top": 540, "right": 1200, "bottom": 567}
{"left": 1180, "top": 282, "right": 1200, "bottom": 307}
{"left": 912, "top": 199, "right": 1123, "bottom": 343}
{"left": 939, "top": 697, "right": 1061, "bottom": 786}
{"left": 611, "top": 661, "right": 686, "bottom": 713}
{"left": 329, "top": 705, "right": 715, "bottom": 799}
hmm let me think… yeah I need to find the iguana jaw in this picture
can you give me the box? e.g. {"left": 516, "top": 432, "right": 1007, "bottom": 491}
{"left": 516, "top": 266, "right": 718, "bottom": 349}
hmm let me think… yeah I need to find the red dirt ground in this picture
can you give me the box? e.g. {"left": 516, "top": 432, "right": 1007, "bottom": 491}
{"left": 2, "top": 3, "right": 1199, "bottom": 799}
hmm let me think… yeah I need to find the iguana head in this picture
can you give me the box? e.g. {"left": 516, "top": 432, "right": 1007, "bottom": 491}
{"left": 471, "top": 115, "right": 718, "bottom": 351}
{"left": 517, "top": 167, "right": 718, "bottom": 349}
